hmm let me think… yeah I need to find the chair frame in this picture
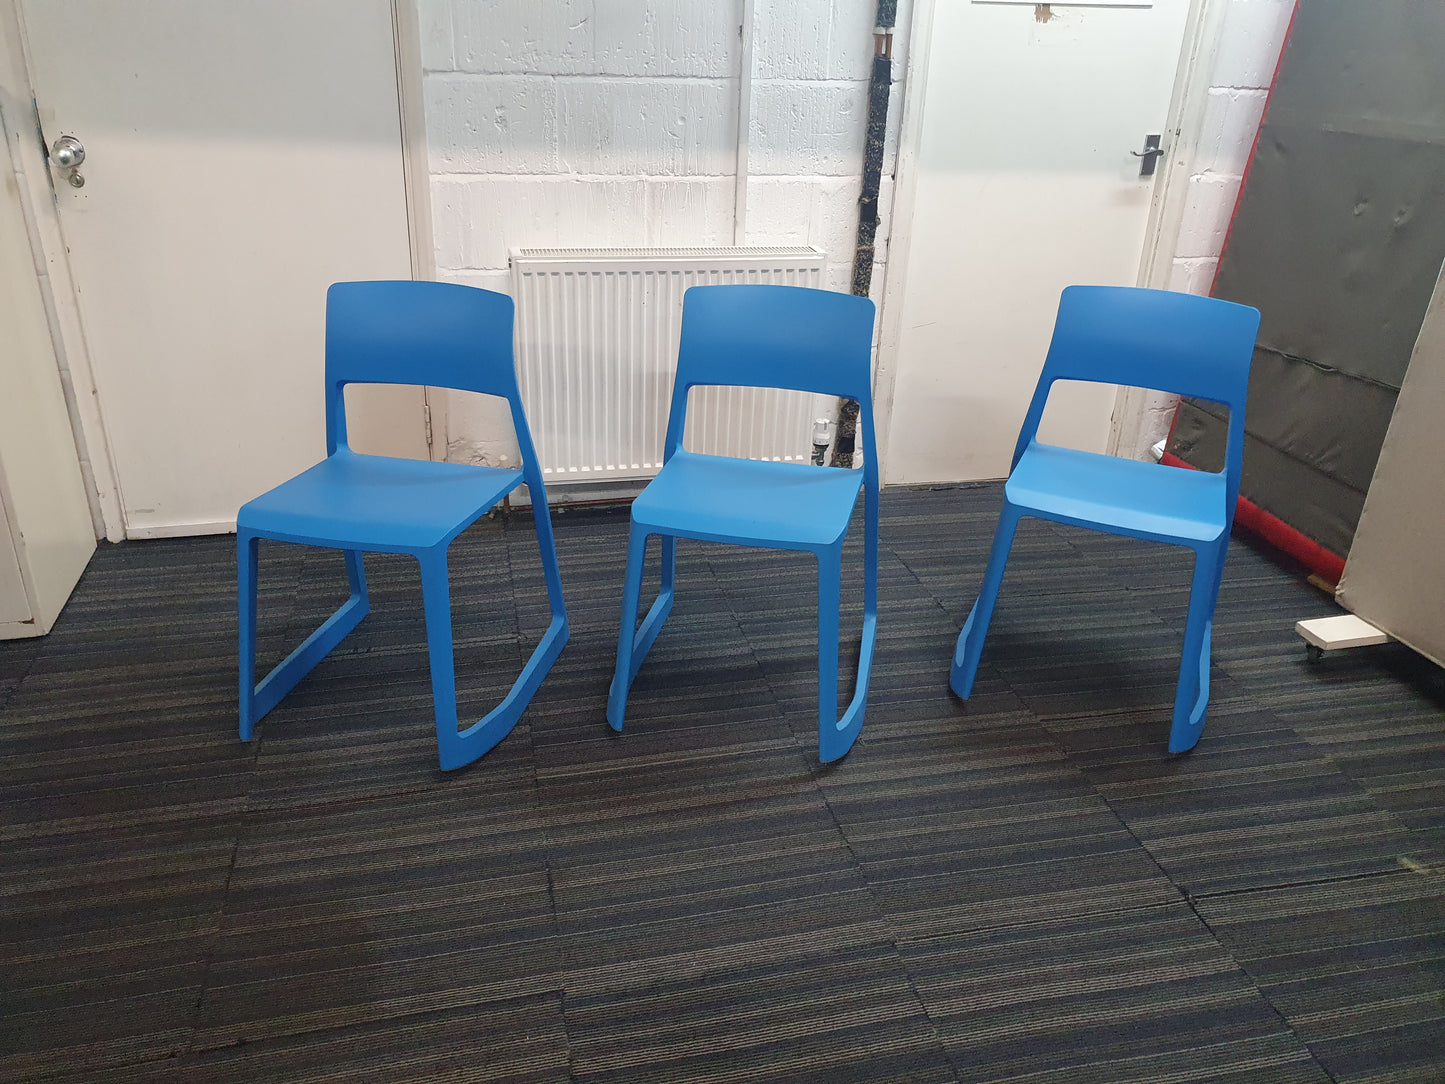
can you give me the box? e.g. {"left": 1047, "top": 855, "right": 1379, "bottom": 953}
{"left": 238, "top": 281, "right": 568, "bottom": 770}
{"left": 949, "top": 285, "right": 1259, "bottom": 753}
{"left": 606, "top": 284, "right": 879, "bottom": 762}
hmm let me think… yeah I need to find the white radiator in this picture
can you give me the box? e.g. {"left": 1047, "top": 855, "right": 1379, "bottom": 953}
{"left": 510, "top": 246, "right": 830, "bottom": 483}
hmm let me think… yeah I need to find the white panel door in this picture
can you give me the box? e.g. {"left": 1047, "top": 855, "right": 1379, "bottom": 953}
{"left": 20, "top": 0, "right": 425, "bottom": 537}
{"left": 884, "top": 1, "right": 1195, "bottom": 484}
{"left": 0, "top": 498, "right": 32, "bottom": 626}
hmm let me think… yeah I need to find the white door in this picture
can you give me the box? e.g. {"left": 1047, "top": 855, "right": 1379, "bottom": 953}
{"left": 0, "top": 499, "right": 31, "bottom": 626}
{"left": 883, "top": 0, "right": 1195, "bottom": 484}
{"left": 21, "top": 0, "right": 426, "bottom": 537}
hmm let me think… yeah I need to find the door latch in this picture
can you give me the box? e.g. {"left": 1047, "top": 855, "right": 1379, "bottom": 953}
{"left": 1131, "top": 133, "right": 1165, "bottom": 178}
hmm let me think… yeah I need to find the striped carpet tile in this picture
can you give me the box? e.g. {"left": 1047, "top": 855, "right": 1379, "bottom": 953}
{"left": 897, "top": 903, "right": 1333, "bottom": 1083}
{"left": 1, "top": 484, "right": 1441, "bottom": 1081}
{"left": 1195, "top": 870, "right": 1445, "bottom": 1082}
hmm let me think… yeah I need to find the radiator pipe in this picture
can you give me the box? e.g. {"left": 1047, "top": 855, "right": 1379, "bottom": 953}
{"left": 831, "top": 0, "right": 897, "bottom": 467}
{"left": 733, "top": 0, "right": 756, "bottom": 244}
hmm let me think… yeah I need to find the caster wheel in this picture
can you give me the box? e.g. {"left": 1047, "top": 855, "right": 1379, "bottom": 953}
{"left": 1305, "top": 643, "right": 1324, "bottom": 663}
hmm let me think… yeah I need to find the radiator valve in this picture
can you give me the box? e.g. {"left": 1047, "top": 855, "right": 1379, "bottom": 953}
{"left": 811, "top": 417, "right": 832, "bottom": 465}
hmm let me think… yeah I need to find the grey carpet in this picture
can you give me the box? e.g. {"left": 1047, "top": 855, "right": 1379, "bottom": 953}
{"left": 1, "top": 484, "right": 1441, "bottom": 1082}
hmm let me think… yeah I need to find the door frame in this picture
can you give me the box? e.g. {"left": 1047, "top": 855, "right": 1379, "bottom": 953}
{"left": 872, "top": 0, "right": 1229, "bottom": 478}
{"left": 0, "top": 0, "right": 436, "bottom": 541}
{"left": 392, "top": 0, "right": 448, "bottom": 462}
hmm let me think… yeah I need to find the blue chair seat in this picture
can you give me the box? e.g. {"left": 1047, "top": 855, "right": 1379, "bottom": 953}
{"left": 239, "top": 450, "right": 522, "bottom": 552}
{"left": 1007, "top": 444, "right": 1227, "bottom": 545}
{"left": 631, "top": 450, "right": 864, "bottom": 550}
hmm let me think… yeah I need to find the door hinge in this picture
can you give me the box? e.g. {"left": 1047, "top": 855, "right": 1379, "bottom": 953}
{"left": 423, "top": 397, "right": 434, "bottom": 451}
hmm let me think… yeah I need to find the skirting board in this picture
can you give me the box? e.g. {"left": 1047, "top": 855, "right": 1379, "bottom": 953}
{"left": 125, "top": 519, "right": 236, "bottom": 540}
{"left": 508, "top": 479, "right": 645, "bottom": 508}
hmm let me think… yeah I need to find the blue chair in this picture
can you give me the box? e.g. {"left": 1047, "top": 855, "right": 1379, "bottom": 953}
{"left": 950, "top": 285, "right": 1260, "bottom": 753}
{"left": 607, "top": 284, "right": 878, "bottom": 762}
{"left": 237, "top": 281, "right": 568, "bottom": 770}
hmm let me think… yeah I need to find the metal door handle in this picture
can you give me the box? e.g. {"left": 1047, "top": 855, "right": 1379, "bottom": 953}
{"left": 51, "top": 135, "right": 84, "bottom": 168}
{"left": 1132, "top": 134, "right": 1165, "bottom": 177}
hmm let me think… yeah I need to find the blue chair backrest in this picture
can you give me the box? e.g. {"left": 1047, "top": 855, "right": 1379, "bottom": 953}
{"left": 1014, "top": 285, "right": 1260, "bottom": 491}
{"left": 663, "top": 284, "right": 879, "bottom": 482}
{"left": 323, "top": 280, "right": 525, "bottom": 456}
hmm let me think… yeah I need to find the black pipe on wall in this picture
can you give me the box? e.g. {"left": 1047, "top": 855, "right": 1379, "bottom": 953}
{"left": 831, "top": 0, "right": 897, "bottom": 468}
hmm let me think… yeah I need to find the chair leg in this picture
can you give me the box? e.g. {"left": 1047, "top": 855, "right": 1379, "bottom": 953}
{"left": 417, "top": 547, "right": 464, "bottom": 769}
{"left": 343, "top": 548, "right": 368, "bottom": 603}
{"left": 238, "top": 532, "right": 258, "bottom": 739}
{"left": 527, "top": 471, "right": 570, "bottom": 635}
{"left": 1168, "top": 542, "right": 1226, "bottom": 754}
{"left": 816, "top": 546, "right": 842, "bottom": 760}
{"left": 660, "top": 534, "right": 677, "bottom": 596}
{"left": 242, "top": 537, "right": 370, "bottom": 738}
{"left": 631, "top": 535, "right": 677, "bottom": 679}
{"left": 630, "top": 534, "right": 677, "bottom": 680}
{"left": 818, "top": 476, "right": 879, "bottom": 762}
{"left": 817, "top": 543, "right": 870, "bottom": 763}
{"left": 420, "top": 519, "right": 569, "bottom": 771}
{"left": 512, "top": 483, "right": 570, "bottom": 710}
{"left": 464, "top": 498, "right": 571, "bottom": 764}
{"left": 950, "top": 504, "right": 1022, "bottom": 699}
{"left": 607, "top": 525, "right": 675, "bottom": 731}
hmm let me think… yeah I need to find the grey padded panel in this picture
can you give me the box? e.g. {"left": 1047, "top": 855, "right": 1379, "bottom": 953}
{"left": 1171, "top": 398, "right": 1364, "bottom": 559}
{"left": 1168, "top": 0, "right": 1445, "bottom": 557}
{"left": 1219, "top": 129, "right": 1445, "bottom": 390}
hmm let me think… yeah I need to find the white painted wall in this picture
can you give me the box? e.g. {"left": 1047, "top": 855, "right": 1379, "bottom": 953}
{"left": 417, "top": 0, "right": 911, "bottom": 468}
{"left": 1130, "top": 0, "right": 1294, "bottom": 460}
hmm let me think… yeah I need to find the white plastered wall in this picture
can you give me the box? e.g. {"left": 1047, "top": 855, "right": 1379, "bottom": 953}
{"left": 417, "top": 0, "right": 911, "bottom": 469}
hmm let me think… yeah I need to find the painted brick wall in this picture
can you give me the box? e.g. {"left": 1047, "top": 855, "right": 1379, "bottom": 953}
{"left": 1132, "top": 0, "right": 1294, "bottom": 458}
{"left": 743, "top": 0, "right": 907, "bottom": 296}
{"left": 417, "top": 0, "right": 911, "bottom": 467}
{"left": 419, "top": 0, "right": 1287, "bottom": 468}
{"left": 1172, "top": 0, "right": 1295, "bottom": 292}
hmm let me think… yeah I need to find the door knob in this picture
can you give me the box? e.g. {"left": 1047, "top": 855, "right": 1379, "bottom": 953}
{"left": 50, "top": 135, "right": 86, "bottom": 187}
{"left": 51, "top": 135, "right": 84, "bottom": 168}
